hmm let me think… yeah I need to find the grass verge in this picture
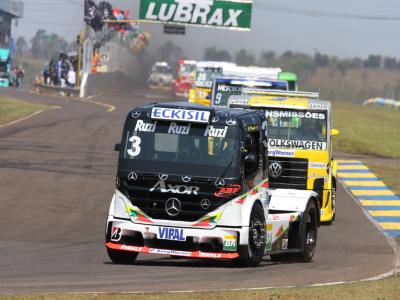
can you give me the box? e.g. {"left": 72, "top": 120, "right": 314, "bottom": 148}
{"left": 0, "top": 97, "right": 50, "bottom": 126}
{"left": 332, "top": 102, "right": 400, "bottom": 158}
{"left": 1, "top": 275, "right": 400, "bottom": 300}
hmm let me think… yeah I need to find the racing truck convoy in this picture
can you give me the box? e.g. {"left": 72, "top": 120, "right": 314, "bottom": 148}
{"left": 228, "top": 91, "right": 340, "bottom": 223}
{"left": 106, "top": 102, "right": 320, "bottom": 267}
{"left": 172, "top": 59, "right": 197, "bottom": 97}
{"left": 189, "top": 63, "right": 298, "bottom": 106}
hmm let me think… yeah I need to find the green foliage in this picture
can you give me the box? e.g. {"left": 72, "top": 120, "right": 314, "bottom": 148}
{"left": 203, "top": 46, "right": 232, "bottom": 62}
{"left": 30, "top": 29, "right": 68, "bottom": 59}
{"left": 363, "top": 54, "right": 382, "bottom": 68}
{"left": 234, "top": 49, "right": 256, "bottom": 66}
{"left": 155, "top": 40, "right": 184, "bottom": 66}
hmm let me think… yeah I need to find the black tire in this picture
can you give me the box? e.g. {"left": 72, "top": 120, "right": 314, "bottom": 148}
{"left": 107, "top": 247, "right": 138, "bottom": 264}
{"left": 294, "top": 200, "right": 318, "bottom": 262}
{"left": 236, "top": 203, "right": 266, "bottom": 267}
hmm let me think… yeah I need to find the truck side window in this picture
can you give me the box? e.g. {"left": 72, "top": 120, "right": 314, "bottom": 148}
{"left": 244, "top": 132, "right": 260, "bottom": 177}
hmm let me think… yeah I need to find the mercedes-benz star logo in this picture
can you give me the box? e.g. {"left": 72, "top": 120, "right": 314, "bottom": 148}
{"left": 215, "top": 178, "right": 225, "bottom": 189}
{"left": 200, "top": 199, "right": 211, "bottom": 210}
{"left": 131, "top": 111, "right": 141, "bottom": 118}
{"left": 226, "top": 118, "right": 236, "bottom": 126}
{"left": 182, "top": 176, "right": 191, "bottom": 183}
{"left": 159, "top": 174, "right": 168, "bottom": 180}
{"left": 128, "top": 172, "right": 138, "bottom": 181}
{"left": 269, "top": 162, "right": 283, "bottom": 178}
{"left": 165, "top": 198, "right": 181, "bottom": 217}
{"left": 212, "top": 116, "right": 219, "bottom": 123}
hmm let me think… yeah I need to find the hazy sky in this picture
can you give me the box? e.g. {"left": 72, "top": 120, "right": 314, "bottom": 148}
{"left": 13, "top": 0, "right": 400, "bottom": 59}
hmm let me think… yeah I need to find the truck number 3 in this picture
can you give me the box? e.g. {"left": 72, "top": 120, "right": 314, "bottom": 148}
{"left": 127, "top": 136, "right": 141, "bottom": 157}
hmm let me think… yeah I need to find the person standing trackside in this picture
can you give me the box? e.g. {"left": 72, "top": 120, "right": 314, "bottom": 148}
{"left": 67, "top": 67, "right": 76, "bottom": 88}
{"left": 92, "top": 49, "right": 100, "bottom": 74}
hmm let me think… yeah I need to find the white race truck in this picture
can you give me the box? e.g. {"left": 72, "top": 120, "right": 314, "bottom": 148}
{"left": 106, "top": 102, "right": 320, "bottom": 267}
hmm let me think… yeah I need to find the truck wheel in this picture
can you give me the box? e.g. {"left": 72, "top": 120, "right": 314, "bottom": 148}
{"left": 107, "top": 248, "right": 138, "bottom": 264}
{"left": 236, "top": 203, "right": 266, "bottom": 267}
{"left": 295, "top": 200, "right": 318, "bottom": 262}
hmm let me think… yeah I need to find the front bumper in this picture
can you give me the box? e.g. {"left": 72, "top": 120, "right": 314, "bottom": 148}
{"left": 106, "top": 217, "right": 249, "bottom": 259}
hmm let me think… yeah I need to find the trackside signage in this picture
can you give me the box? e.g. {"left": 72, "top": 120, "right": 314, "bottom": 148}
{"left": 151, "top": 107, "right": 211, "bottom": 123}
{"left": 139, "top": 0, "right": 253, "bottom": 30}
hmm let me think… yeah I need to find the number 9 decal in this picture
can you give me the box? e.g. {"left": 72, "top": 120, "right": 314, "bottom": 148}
{"left": 215, "top": 93, "right": 222, "bottom": 105}
{"left": 127, "top": 136, "right": 141, "bottom": 157}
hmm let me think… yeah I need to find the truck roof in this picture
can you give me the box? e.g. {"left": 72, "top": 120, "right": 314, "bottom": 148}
{"left": 196, "top": 61, "right": 236, "bottom": 68}
{"left": 228, "top": 94, "right": 331, "bottom": 111}
{"left": 128, "top": 102, "right": 262, "bottom": 126}
{"left": 222, "top": 66, "right": 282, "bottom": 79}
{"left": 214, "top": 75, "right": 288, "bottom": 88}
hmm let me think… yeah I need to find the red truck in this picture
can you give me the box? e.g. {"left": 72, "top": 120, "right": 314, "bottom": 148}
{"left": 173, "top": 59, "right": 197, "bottom": 97}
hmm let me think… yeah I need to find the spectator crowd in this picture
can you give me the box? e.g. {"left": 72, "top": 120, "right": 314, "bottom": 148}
{"left": 40, "top": 53, "right": 77, "bottom": 88}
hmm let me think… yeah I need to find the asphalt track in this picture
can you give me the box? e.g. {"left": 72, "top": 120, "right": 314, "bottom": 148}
{"left": 0, "top": 89, "right": 395, "bottom": 294}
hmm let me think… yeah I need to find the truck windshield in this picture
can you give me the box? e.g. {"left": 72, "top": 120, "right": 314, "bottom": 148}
{"left": 119, "top": 120, "right": 240, "bottom": 177}
{"left": 264, "top": 109, "right": 328, "bottom": 151}
{"left": 180, "top": 64, "right": 196, "bottom": 76}
{"left": 195, "top": 67, "right": 222, "bottom": 88}
{"left": 153, "top": 66, "right": 171, "bottom": 74}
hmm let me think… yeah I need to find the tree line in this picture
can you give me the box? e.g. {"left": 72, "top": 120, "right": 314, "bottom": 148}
{"left": 15, "top": 30, "right": 77, "bottom": 59}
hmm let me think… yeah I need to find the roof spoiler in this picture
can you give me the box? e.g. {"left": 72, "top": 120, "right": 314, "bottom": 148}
{"left": 241, "top": 88, "right": 319, "bottom": 99}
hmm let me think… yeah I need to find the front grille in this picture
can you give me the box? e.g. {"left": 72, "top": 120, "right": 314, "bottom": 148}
{"left": 121, "top": 177, "right": 230, "bottom": 222}
{"left": 127, "top": 194, "right": 223, "bottom": 222}
{"left": 268, "top": 157, "right": 308, "bottom": 190}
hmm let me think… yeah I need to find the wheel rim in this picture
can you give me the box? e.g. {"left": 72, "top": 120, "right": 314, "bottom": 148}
{"left": 249, "top": 217, "right": 265, "bottom": 253}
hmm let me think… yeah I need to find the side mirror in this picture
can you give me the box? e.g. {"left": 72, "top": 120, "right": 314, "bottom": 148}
{"left": 330, "top": 128, "right": 340, "bottom": 136}
{"left": 244, "top": 153, "right": 258, "bottom": 171}
{"left": 114, "top": 143, "right": 121, "bottom": 152}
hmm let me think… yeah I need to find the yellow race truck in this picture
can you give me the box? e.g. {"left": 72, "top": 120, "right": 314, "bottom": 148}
{"left": 228, "top": 91, "right": 339, "bottom": 224}
{"left": 189, "top": 61, "right": 237, "bottom": 106}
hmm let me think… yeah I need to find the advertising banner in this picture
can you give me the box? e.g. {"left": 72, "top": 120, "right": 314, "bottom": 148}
{"left": 139, "top": 0, "right": 253, "bottom": 31}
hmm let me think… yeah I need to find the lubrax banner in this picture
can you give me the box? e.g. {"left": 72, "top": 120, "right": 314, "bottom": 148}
{"left": 139, "top": 0, "right": 253, "bottom": 30}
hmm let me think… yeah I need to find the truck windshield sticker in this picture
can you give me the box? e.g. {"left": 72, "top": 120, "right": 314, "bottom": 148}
{"left": 204, "top": 125, "right": 228, "bottom": 137}
{"left": 269, "top": 139, "right": 326, "bottom": 151}
{"left": 134, "top": 120, "right": 157, "bottom": 132}
{"left": 151, "top": 107, "right": 210, "bottom": 123}
{"left": 266, "top": 110, "right": 325, "bottom": 120}
{"left": 168, "top": 122, "right": 191, "bottom": 135}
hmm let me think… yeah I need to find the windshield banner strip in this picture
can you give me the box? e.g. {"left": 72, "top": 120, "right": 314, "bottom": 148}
{"left": 151, "top": 107, "right": 211, "bottom": 123}
{"left": 269, "top": 139, "right": 327, "bottom": 151}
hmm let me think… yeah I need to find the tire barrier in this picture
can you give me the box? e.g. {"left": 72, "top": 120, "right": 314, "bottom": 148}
{"left": 363, "top": 98, "right": 400, "bottom": 111}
